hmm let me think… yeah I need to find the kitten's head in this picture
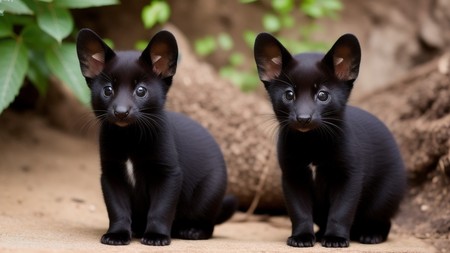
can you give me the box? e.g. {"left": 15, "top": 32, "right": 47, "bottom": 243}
{"left": 254, "top": 33, "right": 361, "bottom": 133}
{"left": 76, "top": 29, "right": 178, "bottom": 127}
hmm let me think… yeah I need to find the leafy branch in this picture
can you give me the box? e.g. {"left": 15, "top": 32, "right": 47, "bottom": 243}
{"left": 0, "top": 0, "right": 119, "bottom": 114}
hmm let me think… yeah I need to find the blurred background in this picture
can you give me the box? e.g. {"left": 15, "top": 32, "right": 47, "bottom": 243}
{"left": 1, "top": 0, "right": 449, "bottom": 111}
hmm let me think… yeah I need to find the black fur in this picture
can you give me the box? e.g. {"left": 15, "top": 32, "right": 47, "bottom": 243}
{"left": 254, "top": 33, "right": 406, "bottom": 248}
{"left": 76, "top": 29, "right": 236, "bottom": 246}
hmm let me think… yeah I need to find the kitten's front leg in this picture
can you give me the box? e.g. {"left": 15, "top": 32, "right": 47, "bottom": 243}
{"left": 141, "top": 167, "right": 182, "bottom": 246}
{"left": 100, "top": 172, "right": 133, "bottom": 245}
{"left": 320, "top": 166, "right": 362, "bottom": 248}
{"left": 282, "top": 167, "right": 315, "bottom": 247}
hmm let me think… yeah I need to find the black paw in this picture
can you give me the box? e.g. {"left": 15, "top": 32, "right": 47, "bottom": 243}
{"left": 100, "top": 232, "right": 131, "bottom": 245}
{"left": 141, "top": 233, "right": 171, "bottom": 246}
{"left": 175, "top": 228, "right": 211, "bottom": 240}
{"left": 321, "top": 236, "right": 349, "bottom": 248}
{"left": 359, "top": 234, "right": 384, "bottom": 244}
{"left": 287, "top": 234, "right": 315, "bottom": 247}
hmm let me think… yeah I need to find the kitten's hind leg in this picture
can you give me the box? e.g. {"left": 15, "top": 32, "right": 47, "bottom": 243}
{"left": 172, "top": 220, "right": 214, "bottom": 240}
{"left": 172, "top": 166, "right": 229, "bottom": 240}
{"left": 171, "top": 195, "right": 237, "bottom": 240}
{"left": 351, "top": 219, "right": 391, "bottom": 244}
{"left": 170, "top": 189, "right": 218, "bottom": 240}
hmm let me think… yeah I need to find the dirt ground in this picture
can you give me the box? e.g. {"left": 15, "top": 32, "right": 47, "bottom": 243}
{"left": 0, "top": 111, "right": 438, "bottom": 253}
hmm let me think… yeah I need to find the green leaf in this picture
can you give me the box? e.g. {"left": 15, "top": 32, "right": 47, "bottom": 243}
{"left": 36, "top": 4, "right": 73, "bottom": 43}
{"left": 217, "top": 33, "right": 233, "bottom": 51}
{"left": 0, "top": 13, "right": 34, "bottom": 26}
{"left": 27, "top": 51, "right": 50, "bottom": 96}
{"left": 0, "top": 39, "right": 28, "bottom": 114}
{"left": 0, "top": 19, "right": 13, "bottom": 38}
{"left": 272, "top": 0, "right": 294, "bottom": 14}
{"left": 135, "top": 40, "right": 148, "bottom": 51}
{"left": 103, "top": 38, "right": 114, "bottom": 49}
{"left": 239, "top": 0, "right": 257, "bottom": 3}
{"left": 156, "top": 1, "right": 170, "bottom": 24}
{"left": 45, "top": 43, "right": 90, "bottom": 104}
{"left": 22, "top": 24, "right": 57, "bottom": 50}
{"left": 281, "top": 15, "right": 294, "bottom": 28}
{"left": 262, "top": 14, "right": 281, "bottom": 33}
{"left": 141, "top": 1, "right": 171, "bottom": 29}
{"left": 54, "top": 0, "right": 119, "bottom": 8}
{"left": 243, "top": 30, "right": 257, "bottom": 48}
{"left": 20, "top": 0, "right": 39, "bottom": 12}
{"left": 0, "top": 0, "right": 33, "bottom": 15}
{"left": 220, "top": 67, "right": 259, "bottom": 92}
{"left": 229, "top": 52, "right": 244, "bottom": 67}
{"left": 142, "top": 6, "right": 157, "bottom": 29}
{"left": 194, "top": 36, "right": 216, "bottom": 56}
{"left": 300, "top": 0, "right": 342, "bottom": 18}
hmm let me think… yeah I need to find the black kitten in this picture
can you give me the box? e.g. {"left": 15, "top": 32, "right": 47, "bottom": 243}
{"left": 254, "top": 33, "right": 406, "bottom": 248}
{"left": 76, "top": 29, "right": 237, "bottom": 246}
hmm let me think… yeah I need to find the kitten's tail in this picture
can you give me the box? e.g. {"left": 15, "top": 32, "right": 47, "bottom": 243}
{"left": 215, "top": 195, "right": 239, "bottom": 224}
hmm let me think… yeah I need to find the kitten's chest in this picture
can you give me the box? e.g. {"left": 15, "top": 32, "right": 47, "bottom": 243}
{"left": 125, "top": 159, "right": 136, "bottom": 188}
{"left": 282, "top": 130, "right": 341, "bottom": 163}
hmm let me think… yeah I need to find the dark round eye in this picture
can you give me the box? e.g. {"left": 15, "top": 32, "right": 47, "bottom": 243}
{"left": 317, "top": 91, "right": 329, "bottom": 102}
{"left": 136, "top": 86, "right": 147, "bottom": 97}
{"left": 284, "top": 90, "right": 295, "bottom": 101}
{"left": 103, "top": 86, "right": 113, "bottom": 97}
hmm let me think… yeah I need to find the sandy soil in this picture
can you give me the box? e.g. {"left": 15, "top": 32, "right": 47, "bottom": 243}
{"left": 0, "top": 111, "right": 437, "bottom": 253}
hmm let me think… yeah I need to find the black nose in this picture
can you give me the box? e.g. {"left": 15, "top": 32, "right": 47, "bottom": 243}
{"left": 296, "top": 115, "right": 312, "bottom": 125}
{"left": 114, "top": 106, "right": 129, "bottom": 119}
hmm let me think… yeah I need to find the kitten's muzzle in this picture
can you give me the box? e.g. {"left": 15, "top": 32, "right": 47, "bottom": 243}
{"left": 113, "top": 106, "right": 132, "bottom": 127}
{"left": 294, "top": 115, "right": 314, "bottom": 132}
{"left": 114, "top": 111, "right": 129, "bottom": 119}
{"left": 296, "top": 115, "right": 312, "bottom": 125}
{"left": 114, "top": 106, "right": 130, "bottom": 120}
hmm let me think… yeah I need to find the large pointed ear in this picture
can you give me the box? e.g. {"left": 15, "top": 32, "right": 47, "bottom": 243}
{"left": 254, "top": 33, "right": 293, "bottom": 82}
{"left": 140, "top": 30, "right": 178, "bottom": 78}
{"left": 76, "top": 28, "right": 115, "bottom": 79}
{"left": 322, "top": 33, "right": 361, "bottom": 81}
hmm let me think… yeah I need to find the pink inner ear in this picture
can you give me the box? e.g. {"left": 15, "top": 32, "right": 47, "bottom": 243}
{"left": 258, "top": 56, "right": 282, "bottom": 81}
{"left": 257, "top": 43, "right": 283, "bottom": 81}
{"left": 82, "top": 53, "right": 104, "bottom": 78}
{"left": 333, "top": 47, "right": 355, "bottom": 81}
{"left": 333, "top": 56, "right": 351, "bottom": 80}
{"left": 151, "top": 53, "right": 172, "bottom": 77}
{"left": 150, "top": 43, "right": 174, "bottom": 77}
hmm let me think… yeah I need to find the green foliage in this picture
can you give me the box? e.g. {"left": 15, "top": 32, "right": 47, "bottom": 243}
{"left": 0, "top": 39, "right": 28, "bottom": 112}
{"left": 198, "top": 0, "right": 343, "bottom": 91}
{"left": 193, "top": 33, "right": 234, "bottom": 57}
{"left": 194, "top": 36, "right": 217, "bottom": 57}
{"left": 137, "top": 1, "right": 171, "bottom": 50}
{"left": 300, "top": 0, "right": 342, "bottom": 18}
{"left": 46, "top": 43, "right": 90, "bottom": 104}
{"left": 138, "top": 0, "right": 342, "bottom": 92}
{"left": 141, "top": 0, "right": 170, "bottom": 29}
{"left": 0, "top": 0, "right": 118, "bottom": 114}
{"left": 36, "top": 5, "right": 73, "bottom": 43}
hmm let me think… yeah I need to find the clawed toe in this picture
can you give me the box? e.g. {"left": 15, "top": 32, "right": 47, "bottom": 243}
{"left": 174, "top": 227, "right": 212, "bottom": 240}
{"left": 101, "top": 232, "right": 131, "bottom": 245}
{"left": 321, "top": 236, "right": 349, "bottom": 248}
{"left": 287, "top": 234, "right": 315, "bottom": 247}
{"left": 359, "top": 234, "right": 384, "bottom": 244}
{"left": 141, "top": 233, "right": 171, "bottom": 246}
